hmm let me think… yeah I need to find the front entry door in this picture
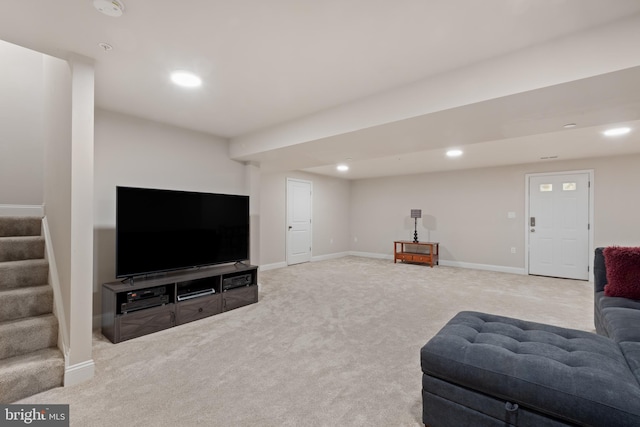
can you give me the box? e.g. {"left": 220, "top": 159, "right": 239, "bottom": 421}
{"left": 286, "top": 178, "right": 312, "bottom": 265}
{"left": 528, "top": 172, "right": 590, "bottom": 280}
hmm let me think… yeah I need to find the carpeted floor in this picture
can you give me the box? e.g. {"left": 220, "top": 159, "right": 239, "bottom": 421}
{"left": 17, "top": 256, "right": 594, "bottom": 426}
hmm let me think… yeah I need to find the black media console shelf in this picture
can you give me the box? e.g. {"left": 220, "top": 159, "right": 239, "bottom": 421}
{"left": 102, "top": 264, "right": 258, "bottom": 343}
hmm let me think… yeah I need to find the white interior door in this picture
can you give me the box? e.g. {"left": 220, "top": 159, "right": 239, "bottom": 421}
{"left": 286, "top": 178, "right": 312, "bottom": 265}
{"left": 528, "top": 172, "right": 590, "bottom": 280}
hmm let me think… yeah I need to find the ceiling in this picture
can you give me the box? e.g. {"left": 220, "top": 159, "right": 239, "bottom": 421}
{"left": 2, "top": 0, "right": 640, "bottom": 179}
{"left": 298, "top": 67, "right": 640, "bottom": 179}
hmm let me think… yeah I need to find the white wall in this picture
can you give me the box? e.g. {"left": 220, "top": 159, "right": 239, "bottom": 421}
{"left": 0, "top": 40, "right": 44, "bottom": 206}
{"left": 259, "top": 171, "right": 350, "bottom": 267}
{"left": 350, "top": 154, "right": 640, "bottom": 270}
{"left": 590, "top": 154, "right": 640, "bottom": 246}
{"left": 93, "top": 109, "right": 247, "bottom": 326}
{"left": 311, "top": 174, "right": 351, "bottom": 257}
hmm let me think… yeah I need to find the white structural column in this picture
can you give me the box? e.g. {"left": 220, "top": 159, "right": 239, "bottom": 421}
{"left": 67, "top": 54, "right": 95, "bottom": 384}
{"left": 245, "top": 162, "right": 261, "bottom": 266}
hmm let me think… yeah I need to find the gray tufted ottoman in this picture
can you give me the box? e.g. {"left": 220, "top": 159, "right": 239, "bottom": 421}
{"left": 421, "top": 311, "right": 640, "bottom": 426}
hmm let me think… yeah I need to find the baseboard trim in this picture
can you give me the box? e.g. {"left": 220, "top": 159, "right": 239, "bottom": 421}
{"left": 0, "top": 204, "right": 45, "bottom": 217}
{"left": 64, "top": 359, "right": 95, "bottom": 387}
{"left": 438, "top": 260, "right": 526, "bottom": 275}
{"left": 261, "top": 252, "right": 354, "bottom": 270}
{"left": 259, "top": 261, "right": 287, "bottom": 272}
{"left": 348, "top": 251, "right": 393, "bottom": 260}
{"left": 351, "top": 251, "right": 525, "bottom": 275}
{"left": 311, "top": 251, "right": 350, "bottom": 262}
{"left": 260, "top": 252, "right": 526, "bottom": 276}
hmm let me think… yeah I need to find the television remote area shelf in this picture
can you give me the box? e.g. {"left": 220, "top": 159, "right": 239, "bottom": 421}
{"left": 102, "top": 264, "right": 258, "bottom": 343}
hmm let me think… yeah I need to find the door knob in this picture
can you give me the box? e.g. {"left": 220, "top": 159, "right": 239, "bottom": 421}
{"left": 530, "top": 228, "right": 535, "bottom": 232}
{"left": 288, "top": 226, "right": 292, "bottom": 230}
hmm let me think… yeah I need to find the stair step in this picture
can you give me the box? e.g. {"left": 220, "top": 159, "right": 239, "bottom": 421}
{"left": 0, "top": 314, "right": 58, "bottom": 361}
{"left": 0, "top": 259, "right": 49, "bottom": 290}
{"left": 0, "top": 348, "right": 64, "bottom": 403}
{"left": 0, "top": 285, "right": 53, "bottom": 323}
{"left": 0, "top": 236, "right": 45, "bottom": 262}
{"left": 0, "top": 217, "right": 41, "bottom": 238}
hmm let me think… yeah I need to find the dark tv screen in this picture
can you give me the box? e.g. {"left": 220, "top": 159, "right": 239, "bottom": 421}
{"left": 116, "top": 186, "right": 249, "bottom": 278}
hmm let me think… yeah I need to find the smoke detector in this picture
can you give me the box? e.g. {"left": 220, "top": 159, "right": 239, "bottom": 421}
{"left": 98, "top": 42, "right": 113, "bottom": 52}
{"left": 93, "top": 0, "right": 125, "bottom": 17}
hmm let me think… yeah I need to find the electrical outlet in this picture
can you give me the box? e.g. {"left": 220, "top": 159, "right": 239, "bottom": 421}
{"left": 354, "top": 237, "right": 358, "bottom": 243}
{"left": 511, "top": 247, "right": 516, "bottom": 254}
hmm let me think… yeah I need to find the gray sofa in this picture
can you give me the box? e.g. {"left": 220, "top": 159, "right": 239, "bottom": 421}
{"left": 420, "top": 248, "right": 640, "bottom": 426}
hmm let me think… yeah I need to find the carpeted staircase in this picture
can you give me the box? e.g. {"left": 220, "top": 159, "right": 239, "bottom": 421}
{"left": 0, "top": 216, "right": 64, "bottom": 403}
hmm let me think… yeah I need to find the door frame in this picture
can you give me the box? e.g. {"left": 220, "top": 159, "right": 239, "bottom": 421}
{"left": 286, "top": 177, "right": 313, "bottom": 266}
{"left": 524, "top": 169, "right": 594, "bottom": 280}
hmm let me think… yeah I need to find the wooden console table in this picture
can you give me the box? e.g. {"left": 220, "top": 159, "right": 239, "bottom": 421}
{"left": 394, "top": 241, "right": 439, "bottom": 267}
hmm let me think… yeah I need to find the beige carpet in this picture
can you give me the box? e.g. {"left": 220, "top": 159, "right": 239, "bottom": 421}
{"left": 17, "top": 256, "right": 594, "bottom": 426}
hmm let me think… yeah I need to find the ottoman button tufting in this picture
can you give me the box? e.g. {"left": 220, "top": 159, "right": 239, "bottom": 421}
{"left": 505, "top": 401, "right": 519, "bottom": 425}
{"left": 505, "top": 402, "right": 519, "bottom": 412}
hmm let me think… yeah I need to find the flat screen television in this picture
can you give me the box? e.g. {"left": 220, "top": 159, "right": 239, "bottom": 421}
{"left": 116, "top": 186, "right": 249, "bottom": 278}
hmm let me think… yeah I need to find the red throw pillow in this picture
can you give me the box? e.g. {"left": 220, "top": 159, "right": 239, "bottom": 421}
{"left": 604, "top": 246, "right": 640, "bottom": 299}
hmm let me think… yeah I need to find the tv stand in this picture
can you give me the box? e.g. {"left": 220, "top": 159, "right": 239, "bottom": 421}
{"left": 102, "top": 264, "right": 258, "bottom": 343}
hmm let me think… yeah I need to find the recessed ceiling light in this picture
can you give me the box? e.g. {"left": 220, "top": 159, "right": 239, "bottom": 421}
{"left": 446, "top": 149, "right": 463, "bottom": 157}
{"left": 563, "top": 123, "right": 577, "bottom": 128}
{"left": 336, "top": 164, "right": 349, "bottom": 172}
{"left": 93, "top": 0, "right": 125, "bottom": 17}
{"left": 170, "top": 71, "right": 202, "bottom": 88}
{"left": 602, "top": 127, "right": 631, "bottom": 137}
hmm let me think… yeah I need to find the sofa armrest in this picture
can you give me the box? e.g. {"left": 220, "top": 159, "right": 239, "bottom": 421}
{"left": 594, "top": 247, "right": 607, "bottom": 292}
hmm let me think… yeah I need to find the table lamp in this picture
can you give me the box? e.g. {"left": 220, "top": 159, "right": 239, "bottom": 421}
{"left": 411, "top": 209, "right": 422, "bottom": 243}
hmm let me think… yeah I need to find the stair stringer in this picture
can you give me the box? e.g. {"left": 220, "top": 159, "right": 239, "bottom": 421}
{"left": 41, "top": 217, "right": 95, "bottom": 386}
{"left": 42, "top": 217, "right": 75, "bottom": 387}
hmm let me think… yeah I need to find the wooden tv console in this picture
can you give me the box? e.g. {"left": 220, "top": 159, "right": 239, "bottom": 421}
{"left": 102, "top": 263, "right": 258, "bottom": 343}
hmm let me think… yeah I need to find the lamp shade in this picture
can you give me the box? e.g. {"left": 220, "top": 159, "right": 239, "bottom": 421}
{"left": 411, "top": 209, "right": 422, "bottom": 219}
